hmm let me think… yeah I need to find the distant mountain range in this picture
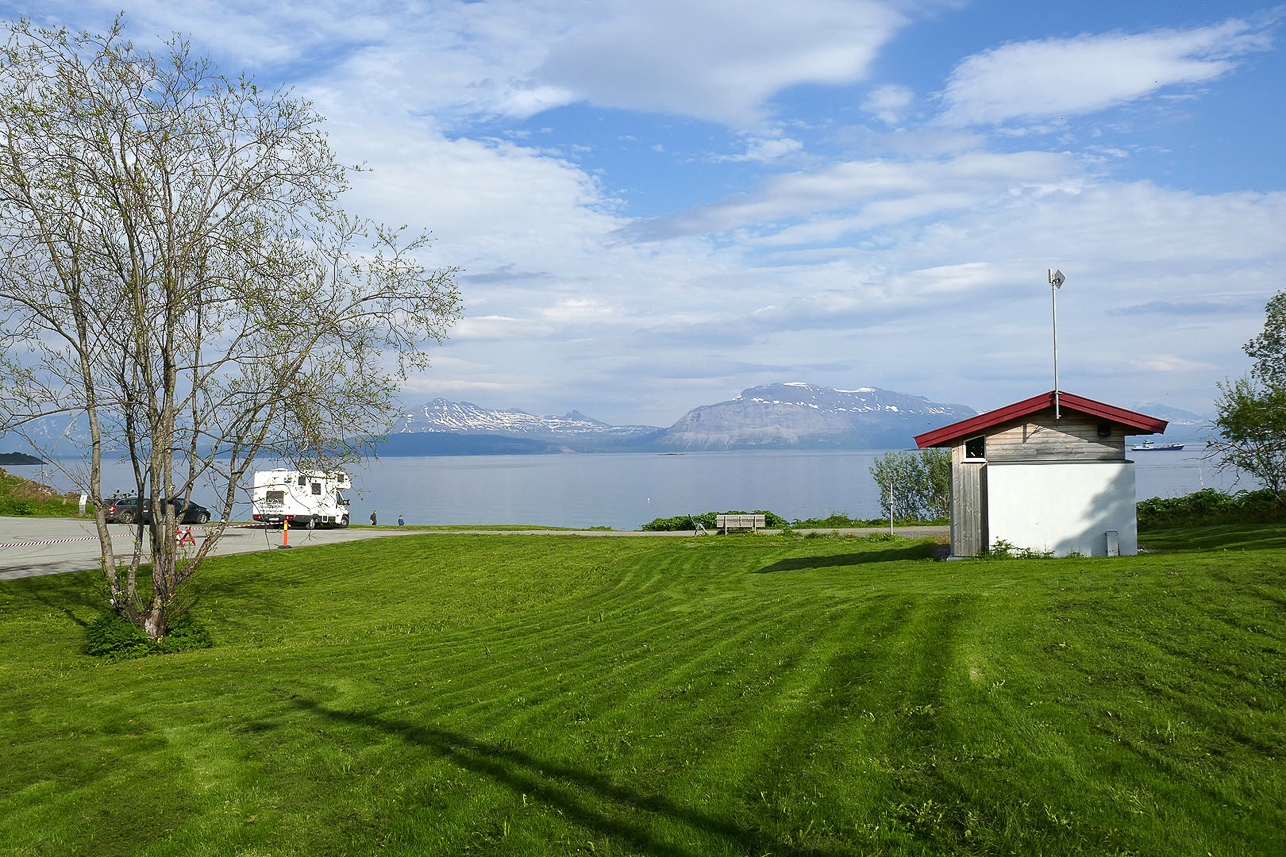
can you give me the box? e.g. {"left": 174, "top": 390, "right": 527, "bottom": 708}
{"left": 1128, "top": 403, "right": 1209, "bottom": 440}
{"left": 389, "top": 399, "right": 662, "bottom": 453}
{"left": 1, "top": 385, "right": 1213, "bottom": 458}
{"left": 654, "top": 383, "right": 976, "bottom": 450}
{"left": 385, "top": 383, "right": 978, "bottom": 454}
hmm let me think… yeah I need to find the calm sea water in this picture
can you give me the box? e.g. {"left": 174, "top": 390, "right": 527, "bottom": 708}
{"left": 10, "top": 446, "right": 1243, "bottom": 531}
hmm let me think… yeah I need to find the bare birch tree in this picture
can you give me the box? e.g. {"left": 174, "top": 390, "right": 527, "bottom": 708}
{"left": 0, "top": 20, "right": 462, "bottom": 639}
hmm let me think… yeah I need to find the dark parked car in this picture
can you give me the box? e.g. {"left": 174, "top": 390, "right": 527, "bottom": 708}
{"left": 105, "top": 497, "right": 212, "bottom": 525}
{"left": 104, "top": 497, "right": 142, "bottom": 524}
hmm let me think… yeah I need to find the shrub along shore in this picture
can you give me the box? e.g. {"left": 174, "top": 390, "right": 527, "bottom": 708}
{"left": 641, "top": 510, "right": 949, "bottom": 531}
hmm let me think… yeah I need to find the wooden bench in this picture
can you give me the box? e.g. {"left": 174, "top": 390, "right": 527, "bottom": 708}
{"left": 716, "top": 513, "right": 766, "bottom": 534}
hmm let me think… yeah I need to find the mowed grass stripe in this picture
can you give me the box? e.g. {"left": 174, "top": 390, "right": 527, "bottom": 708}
{"left": 1, "top": 529, "right": 1284, "bottom": 856}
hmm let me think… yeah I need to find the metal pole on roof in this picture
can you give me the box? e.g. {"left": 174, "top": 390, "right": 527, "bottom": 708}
{"left": 1048, "top": 269, "right": 1065, "bottom": 419}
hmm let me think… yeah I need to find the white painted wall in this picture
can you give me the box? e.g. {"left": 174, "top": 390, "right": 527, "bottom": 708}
{"left": 985, "top": 461, "right": 1137, "bottom": 557}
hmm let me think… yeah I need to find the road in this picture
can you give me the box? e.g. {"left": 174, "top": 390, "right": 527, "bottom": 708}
{"left": 1, "top": 517, "right": 948, "bottom": 581}
{"left": 0, "top": 517, "right": 426, "bottom": 581}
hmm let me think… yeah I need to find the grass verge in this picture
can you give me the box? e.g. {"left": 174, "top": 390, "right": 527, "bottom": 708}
{"left": 380, "top": 524, "right": 583, "bottom": 531}
{"left": 0, "top": 467, "right": 88, "bottom": 517}
{"left": 1, "top": 526, "right": 1283, "bottom": 855}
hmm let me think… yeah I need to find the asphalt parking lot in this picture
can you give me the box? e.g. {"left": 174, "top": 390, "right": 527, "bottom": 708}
{"left": 0, "top": 517, "right": 425, "bottom": 580}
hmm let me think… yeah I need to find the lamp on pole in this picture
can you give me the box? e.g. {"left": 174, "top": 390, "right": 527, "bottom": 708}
{"left": 1047, "top": 268, "right": 1065, "bottom": 419}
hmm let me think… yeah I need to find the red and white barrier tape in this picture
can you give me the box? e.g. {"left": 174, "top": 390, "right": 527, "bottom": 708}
{"left": 0, "top": 523, "right": 251, "bottom": 550}
{"left": 0, "top": 533, "right": 128, "bottom": 549}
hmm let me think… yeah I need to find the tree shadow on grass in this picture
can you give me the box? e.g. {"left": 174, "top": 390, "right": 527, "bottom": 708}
{"left": 291, "top": 698, "right": 847, "bottom": 857}
{"left": 756, "top": 542, "right": 938, "bottom": 573}
{"left": 2, "top": 568, "right": 102, "bottom": 618}
{"left": 1139, "top": 523, "right": 1286, "bottom": 553}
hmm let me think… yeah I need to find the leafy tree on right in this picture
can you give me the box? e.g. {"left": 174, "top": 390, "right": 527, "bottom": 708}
{"left": 1209, "top": 290, "right": 1286, "bottom": 504}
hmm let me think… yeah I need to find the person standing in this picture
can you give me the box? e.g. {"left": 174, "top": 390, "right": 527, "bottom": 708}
{"left": 370, "top": 510, "right": 377, "bottom": 526}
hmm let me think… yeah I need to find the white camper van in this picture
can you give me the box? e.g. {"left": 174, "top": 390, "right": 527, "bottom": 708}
{"left": 251, "top": 469, "right": 352, "bottom": 528}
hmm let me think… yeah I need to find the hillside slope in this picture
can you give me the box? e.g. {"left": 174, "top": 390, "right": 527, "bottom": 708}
{"left": 657, "top": 382, "right": 976, "bottom": 450}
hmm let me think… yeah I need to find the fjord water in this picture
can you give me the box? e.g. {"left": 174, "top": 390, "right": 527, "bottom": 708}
{"left": 14, "top": 446, "right": 1235, "bottom": 531}
{"left": 349, "top": 449, "right": 896, "bottom": 530}
{"left": 345, "top": 446, "right": 1233, "bottom": 530}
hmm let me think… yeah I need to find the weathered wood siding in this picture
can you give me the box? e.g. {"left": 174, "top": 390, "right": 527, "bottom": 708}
{"left": 984, "top": 409, "right": 1127, "bottom": 462}
{"left": 950, "top": 443, "right": 987, "bottom": 557}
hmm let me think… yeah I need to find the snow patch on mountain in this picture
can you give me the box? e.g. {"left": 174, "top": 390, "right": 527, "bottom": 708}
{"left": 394, "top": 398, "right": 659, "bottom": 441}
{"left": 390, "top": 383, "right": 979, "bottom": 451}
{"left": 657, "top": 383, "right": 977, "bottom": 450}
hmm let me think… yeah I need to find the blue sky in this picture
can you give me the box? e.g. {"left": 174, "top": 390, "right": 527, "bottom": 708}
{"left": 9, "top": 0, "right": 1285, "bottom": 426}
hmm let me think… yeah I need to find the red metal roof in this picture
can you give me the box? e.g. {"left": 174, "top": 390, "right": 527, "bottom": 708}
{"left": 914, "top": 391, "right": 1168, "bottom": 448}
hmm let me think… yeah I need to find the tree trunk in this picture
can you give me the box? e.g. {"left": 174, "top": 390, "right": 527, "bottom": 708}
{"left": 139, "top": 604, "right": 167, "bottom": 641}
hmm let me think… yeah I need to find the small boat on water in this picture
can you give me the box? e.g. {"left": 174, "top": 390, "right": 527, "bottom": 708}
{"left": 1131, "top": 439, "right": 1185, "bottom": 452}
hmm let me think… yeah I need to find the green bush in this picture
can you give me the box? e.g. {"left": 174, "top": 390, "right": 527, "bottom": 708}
{"left": 640, "top": 509, "right": 787, "bottom": 531}
{"left": 1137, "top": 488, "right": 1286, "bottom": 529}
{"left": 0, "top": 496, "right": 33, "bottom": 515}
{"left": 641, "top": 513, "right": 710, "bottom": 532}
{"left": 748, "top": 509, "right": 788, "bottom": 529}
{"left": 791, "top": 512, "right": 948, "bottom": 528}
{"left": 84, "top": 613, "right": 153, "bottom": 660}
{"left": 984, "top": 539, "right": 1053, "bottom": 560}
{"left": 85, "top": 611, "right": 214, "bottom": 660}
{"left": 791, "top": 512, "right": 877, "bottom": 528}
{"left": 155, "top": 612, "right": 215, "bottom": 654}
{"left": 793, "top": 513, "right": 881, "bottom": 528}
{"left": 643, "top": 509, "right": 951, "bottom": 531}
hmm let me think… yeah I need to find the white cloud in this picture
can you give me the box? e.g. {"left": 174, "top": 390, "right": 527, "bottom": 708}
{"left": 757, "top": 191, "right": 985, "bottom": 247}
{"left": 323, "top": 107, "right": 626, "bottom": 277}
{"left": 939, "top": 15, "right": 1276, "bottom": 126}
{"left": 715, "top": 135, "right": 805, "bottom": 163}
{"left": 536, "top": 0, "right": 912, "bottom": 127}
{"left": 4, "top": 0, "right": 1279, "bottom": 422}
{"left": 862, "top": 83, "right": 915, "bottom": 124}
{"left": 952, "top": 183, "right": 1286, "bottom": 265}
{"left": 1129, "top": 355, "right": 1220, "bottom": 373}
{"left": 38, "top": 0, "right": 373, "bottom": 69}
{"left": 536, "top": 298, "right": 617, "bottom": 323}
{"left": 452, "top": 316, "right": 539, "bottom": 342}
{"left": 101, "top": 0, "right": 920, "bottom": 130}
{"left": 623, "top": 150, "right": 1077, "bottom": 241}
{"left": 885, "top": 262, "right": 995, "bottom": 295}
{"left": 402, "top": 377, "right": 518, "bottom": 395}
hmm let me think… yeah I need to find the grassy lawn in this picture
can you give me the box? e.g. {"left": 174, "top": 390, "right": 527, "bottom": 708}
{"left": 372, "top": 524, "right": 584, "bottom": 531}
{"left": 1, "top": 527, "right": 1283, "bottom": 855}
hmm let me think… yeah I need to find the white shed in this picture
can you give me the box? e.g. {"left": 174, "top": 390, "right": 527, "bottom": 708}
{"left": 914, "top": 391, "right": 1168, "bottom": 558}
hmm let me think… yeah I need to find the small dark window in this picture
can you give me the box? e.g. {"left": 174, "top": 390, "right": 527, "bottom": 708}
{"left": 1097, "top": 422, "right": 1112, "bottom": 438}
{"left": 311, "top": 482, "right": 322, "bottom": 495}
{"left": 964, "top": 436, "right": 985, "bottom": 460}
{"left": 297, "top": 475, "right": 307, "bottom": 486}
